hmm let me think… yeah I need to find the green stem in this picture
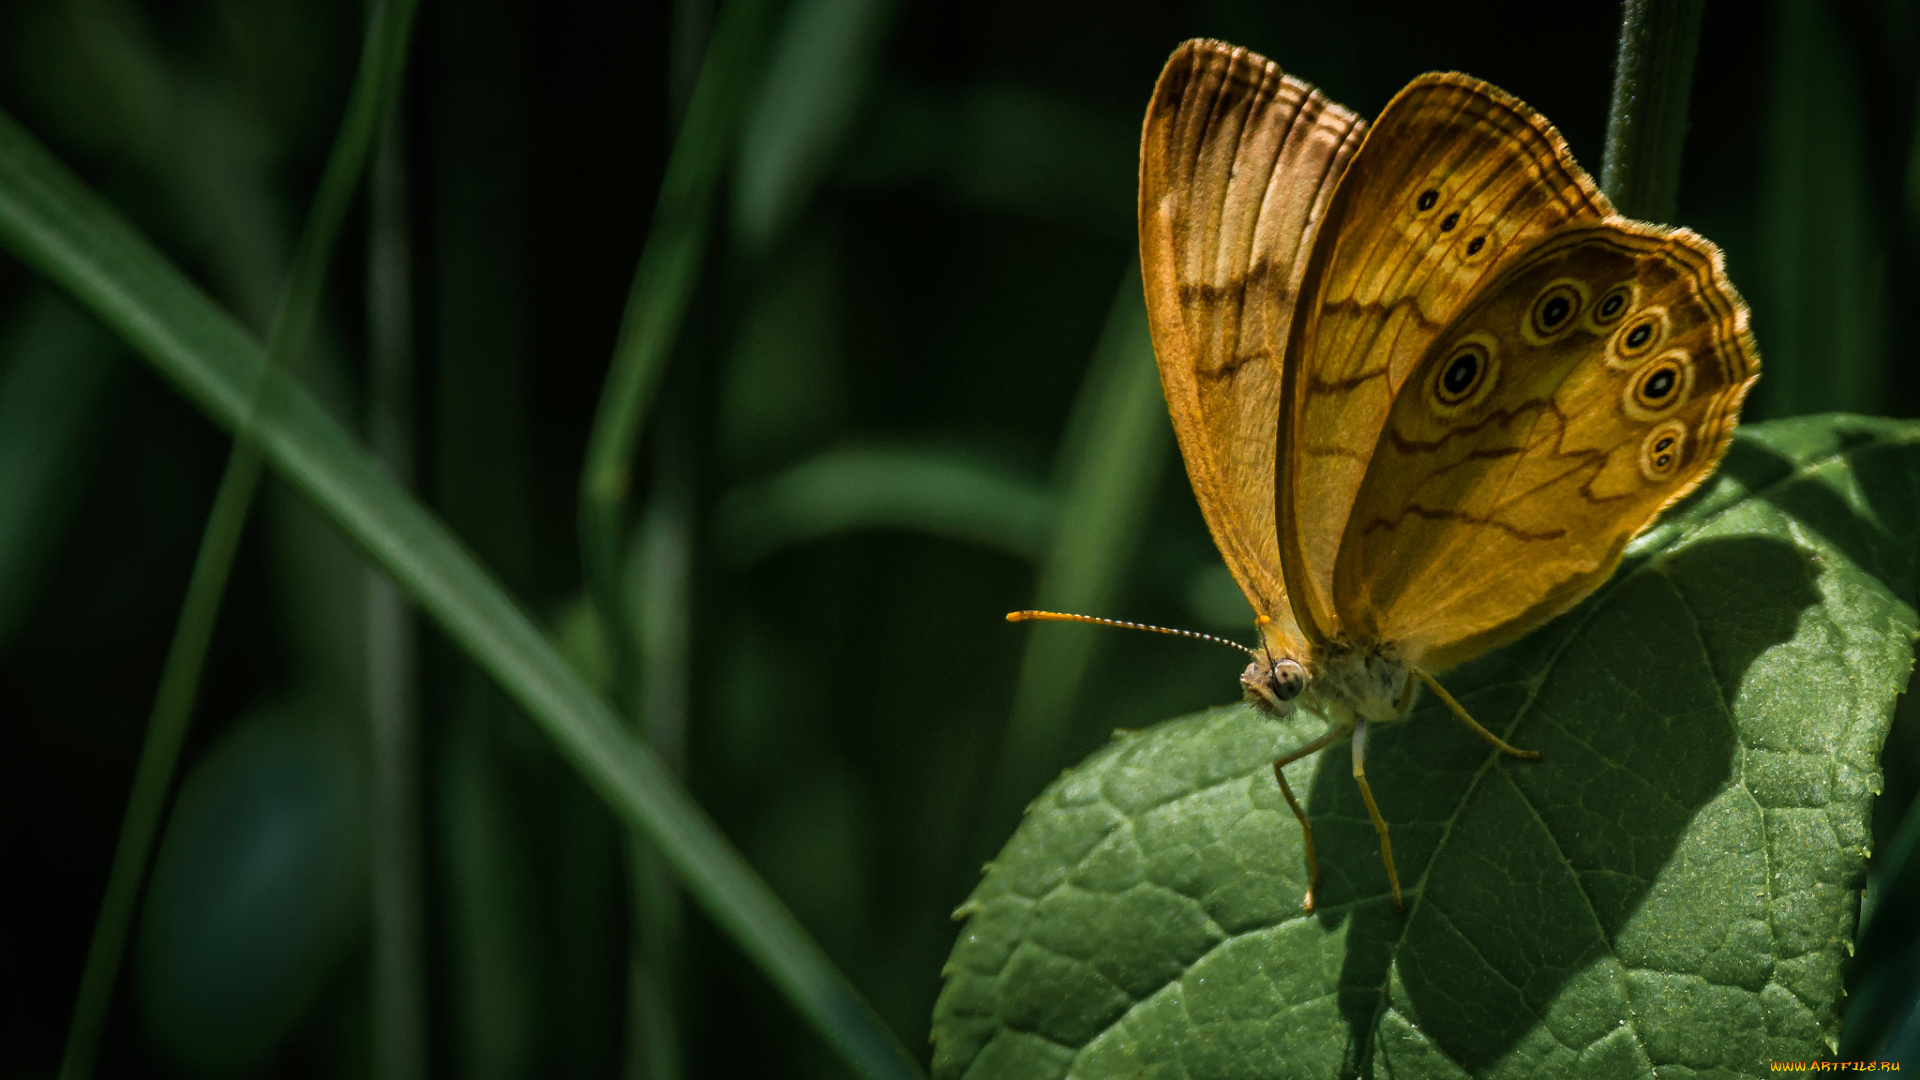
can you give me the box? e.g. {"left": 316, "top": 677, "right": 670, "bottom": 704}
{"left": 579, "top": 0, "right": 770, "bottom": 711}
{"left": 364, "top": 55, "right": 427, "bottom": 1080}
{"left": 581, "top": 4, "right": 767, "bottom": 1076}
{"left": 54, "top": 2, "right": 421, "bottom": 1077}
{"left": 623, "top": 403, "right": 697, "bottom": 1080}
{"left": 57, "top": 447, "right": 261, "bottom": 1080}
{"left": 1600, "top": 0, "right": 1707, "bottom": 222}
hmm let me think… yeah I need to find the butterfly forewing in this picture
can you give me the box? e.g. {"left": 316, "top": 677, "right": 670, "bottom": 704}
{"left": 1333, "top": 223, "right": 1760, "bottom": 669}
{"left": 1140, "top": 39, "right": 1364, "bottom": 653}
{"left": 1277, "top": 73, "right": 1613, "bottom": 645}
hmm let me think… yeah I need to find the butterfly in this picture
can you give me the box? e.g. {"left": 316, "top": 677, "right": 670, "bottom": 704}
{"left": 1013, "top": 40, "right": 1757, "bottom": 913}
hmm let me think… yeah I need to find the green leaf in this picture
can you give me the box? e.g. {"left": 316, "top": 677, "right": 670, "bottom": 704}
{"left": 934, "top": 415, "right": 1920, "bottom": 1078}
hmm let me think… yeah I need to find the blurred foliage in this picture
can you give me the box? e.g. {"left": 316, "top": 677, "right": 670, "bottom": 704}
{"left": 0, "top": 291, "right": 120, "bottom": 647}
{"left": 1, "top": 0, "right": 1917, "bottom": 1078}
{"left": 138, "top": 704, "right": 367, "bottom": 1078}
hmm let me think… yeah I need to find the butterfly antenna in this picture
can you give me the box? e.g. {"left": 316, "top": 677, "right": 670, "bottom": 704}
{"left": 1006, "top": 610, "right": 1259, "bottom": 657}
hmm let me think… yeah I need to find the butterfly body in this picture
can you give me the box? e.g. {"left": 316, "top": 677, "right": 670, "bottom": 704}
{"left": 1140, "top": 40, "right": 1758, "bottom": 911}
{"left": 1245, "top": 638, "right": 1412, "bottom": 726}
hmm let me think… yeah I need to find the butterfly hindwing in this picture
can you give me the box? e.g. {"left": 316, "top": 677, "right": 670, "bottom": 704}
{"left": 1139, "top": 40, "right": 1364, "bottom": 652}
{"left": 1333, "top": 222, "right": 1760, "bottom": 669}
{"left": 1278, "top": 73, "right": 1614, "bottom": 644}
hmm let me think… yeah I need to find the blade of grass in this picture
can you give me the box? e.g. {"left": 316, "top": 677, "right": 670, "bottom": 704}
{"left": 1845, "top": 679, "right": 1920, "bottom": 1060}
{"left": 52, "top": 1, "right": 421, "bottom": 1076}
{"left": 431, "top": 0, "right": 541, "bottom": 1067}
{"left": 577, "top": 3, "right": 772, "bottom": 1076}
{"left": 1908, "top": 71, "right": 1920, "bottom": 236}
{"left": 581, "top": 0, "right": 771, "bottom": 710}
{"left": 1847, "top": 788, "right": 1920, "bottom": 1059}
{"left": 732, "top": 0, "right": 895, "bottom": 254}
{"left": 712, "top": 445, "right": 1054, "bottom": 565}
{"left": 622, "top": 405, "right": 696, "bottom": 1080}
{"left": 1600, "top": 0, "right": 1705, "bottom": 222}
{"left": 980, "top": 266, "right": 1169, "bottom": 840}
{"left": 364, "top": 62, "right": 426, "bottom": 1080}
{"left": 0, "top": 105, "right": 926, "bottom": 1080}
{"left": 1757, "top": 0, "right": 1884, "bottom": 417}
{"left": 60, "top": 0, "right": 290, "bottom": 332}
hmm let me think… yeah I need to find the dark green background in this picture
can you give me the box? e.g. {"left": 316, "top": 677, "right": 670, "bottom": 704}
{"left": 2, "top": 0, "right": 1914, "bottom": 1076}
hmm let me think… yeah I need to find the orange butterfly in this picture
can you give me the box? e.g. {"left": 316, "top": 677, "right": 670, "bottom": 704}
{"left": 1014, "top": 40, "right": 1757, "bottom": 913}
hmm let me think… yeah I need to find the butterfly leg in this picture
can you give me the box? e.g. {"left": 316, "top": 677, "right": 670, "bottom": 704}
{"left": 1416, "top": 669, "right": 1542, "bottom": 761}
{"left": 1350, "top": 719, "right": 1404, "bottom": 911}
{"left": 1272, "top": 723, "right": 1349, "bottom": 914}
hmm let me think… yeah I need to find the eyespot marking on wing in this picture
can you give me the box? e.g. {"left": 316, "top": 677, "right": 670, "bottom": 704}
{"left": 1588, "top": 281, "right": 1635, "bottom": 330}
{"left": 1639, "top": 419, "right": 1689, "bottom": 482}
{"left": 1523, "top": 279, "right": 1588, "bottom": 344}
{"left": 1608, "top": 307, "right": 1668, "bottom": 368}
{"left": 1625, "top": 349, "right": 1693, "bottom": 420}
{"left": 1417, "top": 188, "right": 1439, "bottom": 211}
{"left": 1427, "top": 333, "right": 1499, "bottom": 417}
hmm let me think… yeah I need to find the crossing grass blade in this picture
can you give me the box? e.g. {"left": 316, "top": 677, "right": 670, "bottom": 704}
{"left": 0, "top": 99, "right": 926, "bottom": 1080}
{"left": 52, "top": 0, "right": 420, "bottom": 1074}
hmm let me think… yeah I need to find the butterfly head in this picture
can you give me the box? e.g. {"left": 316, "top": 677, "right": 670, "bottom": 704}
{"left": 1242, "top": 655, "right": 1307, "bottom": 716}
{"left": 1004, "top": 609, "right": 1320, "bottom": 717}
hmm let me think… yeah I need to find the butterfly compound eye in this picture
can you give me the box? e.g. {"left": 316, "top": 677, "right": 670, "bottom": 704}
{"left": 1242, "top": 658, "right": 1306, "bottom": 716}
{"left": 1271, "top": 658, "right": 1306, "bottom": 701}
